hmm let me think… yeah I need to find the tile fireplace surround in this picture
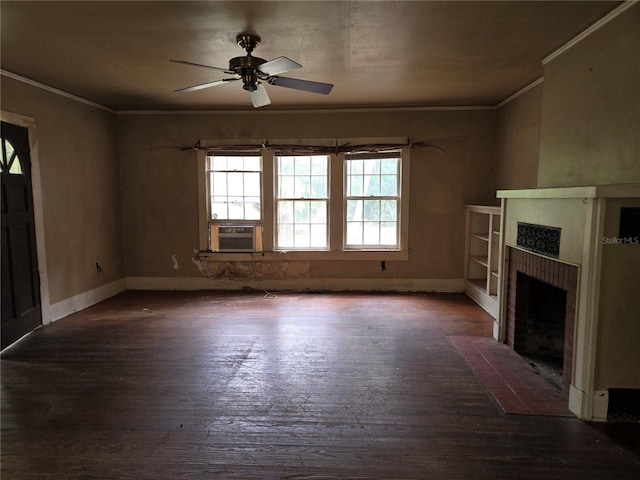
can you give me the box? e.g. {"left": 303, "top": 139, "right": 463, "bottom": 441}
{"left": 496, "top": 185, "right": 640, "bottom": 421}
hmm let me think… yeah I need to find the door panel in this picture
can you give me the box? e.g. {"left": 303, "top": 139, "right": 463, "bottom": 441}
{"left": 1, "top": 121, "right": 42, "bottom": 349}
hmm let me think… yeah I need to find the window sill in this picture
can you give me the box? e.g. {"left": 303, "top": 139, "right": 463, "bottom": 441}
{"left": 198, "top": 250, "right": 409, "bottom": 262}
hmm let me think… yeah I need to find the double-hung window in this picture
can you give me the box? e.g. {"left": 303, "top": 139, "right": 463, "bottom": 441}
{"left": 206, "top": 154, "right": 262, "bottom": 251}
{"left": 276, "top": 154, "right": 329, "bottom": 249}
{"left": 344, "top": 152, "right": 401, "bottom": 249}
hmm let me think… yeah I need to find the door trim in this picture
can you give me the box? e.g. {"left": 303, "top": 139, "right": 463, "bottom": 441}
{"left": 1, "top": 110, "right": 50, "bottom": 325}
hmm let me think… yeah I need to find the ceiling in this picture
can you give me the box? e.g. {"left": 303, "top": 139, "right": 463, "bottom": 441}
{"left": 0, "top": 1, "right": 621, "bottom": 111}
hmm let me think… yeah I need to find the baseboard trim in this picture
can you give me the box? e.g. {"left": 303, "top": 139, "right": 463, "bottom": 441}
{"left": 46, "top": 278, "right": 127, "bottom": 324}
{"left": 126, "top": 276, "right": 465, "bottom": 293}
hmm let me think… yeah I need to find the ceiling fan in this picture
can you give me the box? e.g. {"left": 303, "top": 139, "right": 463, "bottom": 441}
{"left": 171, "top": 34, "right": 334, "bottom": 108}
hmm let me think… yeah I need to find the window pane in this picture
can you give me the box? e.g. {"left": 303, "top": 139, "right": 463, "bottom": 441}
{"left": 347, "top": 200, "right": 363, "bottom": 221}
{"left": 310, "top": 176, "right": 327, "bottom": 198}
{"left": 279, "top": 156, "right": 294, "bottom": 175}
{"left": 278, "top": 224, "right": 294, "bottom": 247}
{"left": 278, "top": 200, "right": 293, "bottom": 223}
{"left": 245, "top": 197, "right": 261, "bottom": 220}
{"left": 227, "top": 157, "right": 244, "bottom": 170}
{"left": 279, "top": 176, "right": 294, "bottom": 198}
{"left": 212, "top": 156, "right": 227, "bottom": 171}
{"left": 294, "top": 224, "right": 310, "bottom": 247}
{"left": 364, "top": 200, "right": 380, "bottom": 221}
{"left": 243, "top": 156, "right": 261, "bottom": 171}
{"left": 228, "top": 172, "right": 244, "bottom": 195}
{"left": 211, "top": 199, "right": 228, "bottom": 220}
{"left": 349, "top": 175, "right": 363, "bottom": 196}
{"left": 364, "top": 175, "right": 380, "bottom": 196}
{"left": 228, "top": 197, "right": 244, "bottom": 218}
{"left": 310, "top": 224, "right": 327, "bottom": 247}
{"left": 244, "top": 172, "right": 260, "bottom": 194}
{"left": 309, "top": 201, "right": 327, "bottom": 223}
{"left": 364, "top": 159, "right": 380, "bottom": 174}
{"left": 381, "top": 158, "right": 398, "bottom": 174}
{"left": 381, "top": 200, "right": 397, "bottom": 221}
{"left": 294, "top": 176, "right": 310, "bottom": 197}
{"left": 311, "top": 156, "right": 327, "bottom": 175}
{"left": 380, "top": 175, "right": 397, "bottom": 196}
{"left": 350, "top": 159, "right": 363, "bottom": 175}
{"left": 212, "top": 172, "right": 227, "bottom": 196}
{"left": 294, "top": 200, "right": 309, "bottom": 223}
{"left": 364, "top": 222, "right": 380, "bottom": 244}
{"left": 380, "top": 222, "right": 397, "bottom": 245}
{"left": 346, "top": 222, "right": 363, "bottom": 245}
{"left": 295, "top": 156, "right": 311, "bottom": 175}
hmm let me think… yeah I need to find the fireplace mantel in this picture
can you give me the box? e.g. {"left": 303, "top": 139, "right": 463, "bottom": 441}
{"left": 496, "top": 184, "right": 640, "bottom": 421}
{"left": 497, "top": 184, "right": 640, "bottom": 199}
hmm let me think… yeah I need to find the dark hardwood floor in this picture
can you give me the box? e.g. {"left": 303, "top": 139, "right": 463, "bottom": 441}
{"left": 2, "top": 291, "right": 639, "bottom": 479}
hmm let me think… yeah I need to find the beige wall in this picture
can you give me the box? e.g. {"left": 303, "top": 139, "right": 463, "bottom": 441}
{"left": 495, "top": 83, "right": 542, "bottom": 190}
{"left": 596, "top": 198, "right": 640, "bottom": 389}
{"left": 538, "top": 4, "right": 640, "bottom": 187}
{"left": 118, "top": 109, "right": 496, "bottom": 285}
{"left": 1, "top": 77, "right": 125, "bottom": 304}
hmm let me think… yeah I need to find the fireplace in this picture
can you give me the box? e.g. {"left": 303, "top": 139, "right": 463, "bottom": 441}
{"left": 505, "top": 248, "right": 577, "bottom": 396}
{"left": 497, "top": 184, "right": 640, "bottom": 421}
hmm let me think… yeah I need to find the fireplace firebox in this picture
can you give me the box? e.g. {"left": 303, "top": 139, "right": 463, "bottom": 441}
{"left": 505, "top": 247, "right": 578, "bottom": 397}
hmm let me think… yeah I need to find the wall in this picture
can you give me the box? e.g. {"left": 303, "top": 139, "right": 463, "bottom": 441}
{"left": 118, "top": 109, "right": 496, "bottom": 289}
{"left": 494, "top": 83, "right": 542, "bottom": 190}
{"left": 596, "top": 198, "right": 640, "bottom": 388}
{"left": 1, "top": 76, "right": 125, "bottom": 312}
{"left": 537, "top": 4, "right": 640, "bottom": 187}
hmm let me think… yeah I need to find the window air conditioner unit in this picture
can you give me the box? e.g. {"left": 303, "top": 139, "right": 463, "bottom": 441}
{"left": 217, "top": 225, "right": 256, "bottom": 252}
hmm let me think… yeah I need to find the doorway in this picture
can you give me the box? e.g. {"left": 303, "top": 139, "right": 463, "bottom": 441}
{"left": 1, "top": 121, "right": 42, "bottom": 349}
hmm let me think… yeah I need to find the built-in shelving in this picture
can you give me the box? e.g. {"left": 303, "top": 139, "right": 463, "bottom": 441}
{"left": 464, "top": 205, "right": 501, "bottom": 318}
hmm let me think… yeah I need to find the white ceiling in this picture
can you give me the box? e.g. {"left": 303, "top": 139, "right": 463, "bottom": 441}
{"left": 0, "top": 1, "right": 621, "bottom": 111}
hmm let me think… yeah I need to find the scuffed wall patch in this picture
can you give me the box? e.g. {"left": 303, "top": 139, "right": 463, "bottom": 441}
{"left": 196, "top": 259, "right": 311, "bottom": 279}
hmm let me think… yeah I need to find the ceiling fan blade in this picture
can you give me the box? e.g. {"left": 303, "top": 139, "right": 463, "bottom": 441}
{"left": 174, "top": 78, "right": 239, "bottom": 93}
{"left": 170, "top": 60, "right": 235, "bottom": 75}
{"left": 268, "top": 76, "right": 334, "bottom": 95}
{"left": 249, "top": 83, "right": 271, "bottom": 108}
{"left": 258, "top": 56, "right": 302, "bottom": 76}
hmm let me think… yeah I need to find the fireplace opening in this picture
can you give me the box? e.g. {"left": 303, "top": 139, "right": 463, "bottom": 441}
{"left": 515, "top": 272, "right": 567, "bottom": 390}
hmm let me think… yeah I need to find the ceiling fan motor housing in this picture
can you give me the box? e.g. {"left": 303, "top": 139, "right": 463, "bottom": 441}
{"left": 229, "top": 56, "right": 267, "bottom": 91}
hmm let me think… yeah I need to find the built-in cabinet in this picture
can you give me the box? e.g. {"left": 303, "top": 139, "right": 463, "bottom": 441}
{"left": 464, "top": 205, "right": 501, "bottom": 318}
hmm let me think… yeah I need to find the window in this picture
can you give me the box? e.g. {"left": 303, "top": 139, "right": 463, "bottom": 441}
{"left": 205, "top": 154, "right": 262, "bottom": 251}
{"left": 198, "top": 141, "right": 409, "bottom": 258}
{"left": 207, "top": 155, "right": 261, "bottom": 221}
{"left": 345, "top": 152, "right": 400, "bottom": 249}
{"left": 276, "top": 155, "right": 329, "bottom": 249}
{"left": 1, "top": 139, "right": 24, "bottom": 175}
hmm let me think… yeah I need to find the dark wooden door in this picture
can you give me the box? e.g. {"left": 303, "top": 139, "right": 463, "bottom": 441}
{"left": 1, "top": 121, "right": 42, "bottom": 349}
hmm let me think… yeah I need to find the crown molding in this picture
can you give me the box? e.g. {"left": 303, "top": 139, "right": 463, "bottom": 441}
{"left": 1, "top": 69, "right": 115, "bottom": 113}
{"left": 496, "top": 77, "right": 544, "bottom": 109}
{"left": 542, "top": 1, "right": 637, "bottom": 65}
{"left": 116, "top": 105, "right": 496, "bottom": 115}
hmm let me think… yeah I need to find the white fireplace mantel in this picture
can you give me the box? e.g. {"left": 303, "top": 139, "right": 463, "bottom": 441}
{"left": 497, "top": 184, "right": 640, "bottom": 199}
{"left": 496, "top": 184, "right": 640, "bottom": 421}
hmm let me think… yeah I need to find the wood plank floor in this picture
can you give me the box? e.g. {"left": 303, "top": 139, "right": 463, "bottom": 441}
{"left": 2, "top": 291, "right": 639, "bottom": 479}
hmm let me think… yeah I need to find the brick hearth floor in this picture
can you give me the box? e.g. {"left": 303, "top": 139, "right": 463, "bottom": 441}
{"left": 450, "top": 336, "right": 573, "bottom": 417}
